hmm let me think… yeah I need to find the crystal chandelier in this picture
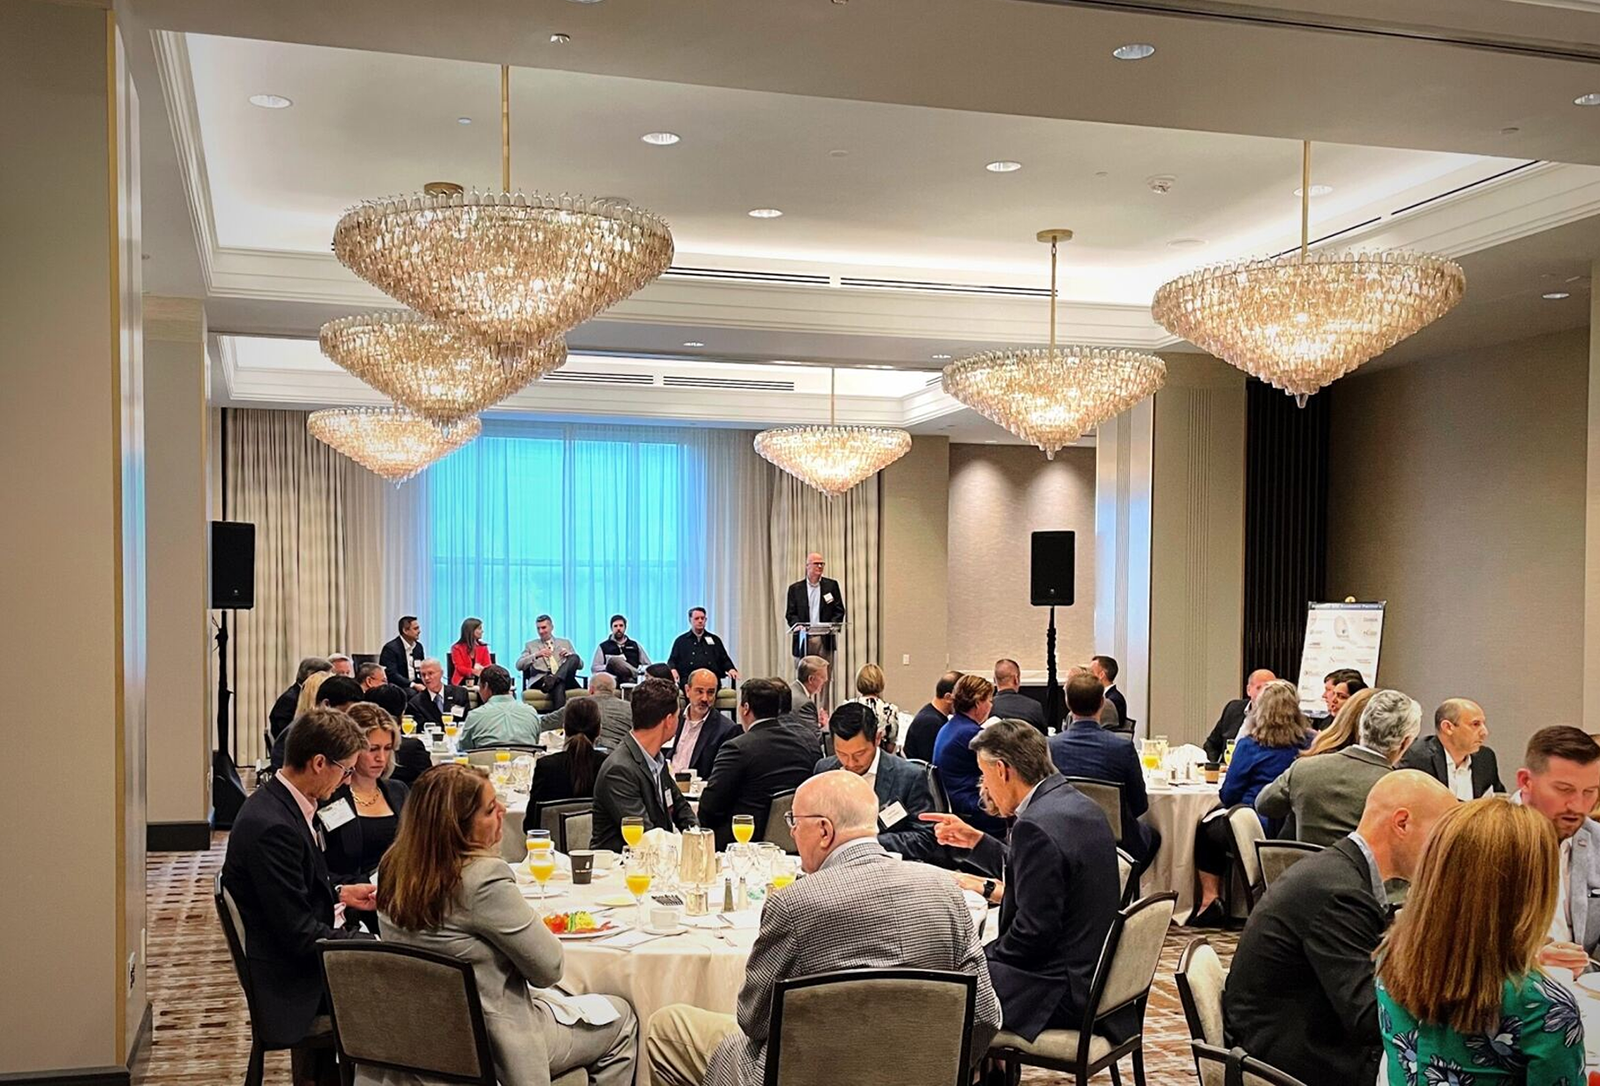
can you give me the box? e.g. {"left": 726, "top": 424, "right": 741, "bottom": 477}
{"left": 308, "top": 405, "right": 480, "bottom": 484}
{"left": 332, "top": 65, "right": 674, "bottom": 350}
{"left": 1152, "top": 141, "right": 1465, "bottom": 404}
{"left": 754, "top": 368, "right": 912, "bottom": 498}
{"left": 942, "top": 229, "right": 1166, "bottom": 459}
{"left": 319, "top": 311, "right": 567, "bottom": 424}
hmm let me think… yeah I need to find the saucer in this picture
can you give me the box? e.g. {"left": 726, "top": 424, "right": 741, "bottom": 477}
{"left": 642, "top": 923, "right": 687, "bottom": 937}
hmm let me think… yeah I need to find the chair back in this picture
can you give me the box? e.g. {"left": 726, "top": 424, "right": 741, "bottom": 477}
{"left": 763, "top": 790, "right": 798, "bottom": 853}
{"left": 320, "top": 941, "right": 496, "bottom": 1084}
{"left": 1087, "top": 892, "right": 1177, "bottom": 1023}
{"left": 715, "top": 687, "right": 738, "bottom": 712}
{"left": 214, "top": 875, "right": 261, "bottom": 1025}
{"left": 535, "top": 800, "right": 594, "bottom": 853}
{"left": 1255, "top": 840, "right": 1321, "bottom": 890}
{"left": 1190, "top": 1043, "right": 1310, "bottom": 1086}
{"left": 926, "top": 762, "right": 950, "bottom": 813}
{"left": 1226, "top": 807, "right": 1268, "bottom": 904}
{"left": 562, "top": 809, "right": 593, "bottom": 852}
{"left": 1115, "top": 848, "right": 1138, "bottom": 906}
{"left": 1175, "top": 937, "right": 1229, "bottom": 1084}
{"left": 765, "top": 969, "right": 976, "bottom": 1086}
{"left": 465, "top": 749, "right": 501, "bottom": 767}
{"left": 523, "top": 688, "right": 553, "bottom": 713}
{"left": 1065, "top": 777, "right": 1123, "bottom": 840}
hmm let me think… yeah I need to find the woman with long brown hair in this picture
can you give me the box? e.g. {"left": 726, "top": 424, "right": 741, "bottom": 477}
{"left": 1300, "top": 686, "right": 1376, "bottom": 759}
{"left": 371, "top": 764, "right": 637, "bottom": 1086}
{"left": 1375, "top": 799, "right": 1583, "bottom": 1084}
{"left": 526, "top": 695, "right": 604, "bottom": 820}
{"left": 449, "top": 617, "right": 490, "bottom": 687}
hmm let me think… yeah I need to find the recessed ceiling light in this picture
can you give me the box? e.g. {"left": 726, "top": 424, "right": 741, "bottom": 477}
{"left": 1167, "top": 238, "right": 1207, "bottom": 249}
{"left": 748, "top": 208, "right": 784, "bottom": 218}
{"left": 248, "top": 94, "right": 292, "bottom": 109}
{"left": 456, "top": 116, "right": 472, "bottom": 125}
{"left": 931, "top": 353, "right": 953, "bottom": 360}
{"left": 549, "top": 32, "right": 571, "bottom": 44}
{"left": 682, "top": 341, "right": 706, "bottom": 347}
{"left": 1112, "top": 43, "right": 1156, "bottom": 60}
{"left": 641, "top": 131, "right": 680, "bottom": 146}
{"left": 985, "top": 160, "right": 1022, "bottom": 173}
{"left": 1574, "top": 93, "right": 1600, "bottom": 106}
{"left": 1543, "top": 291, "right": 1572, "bottom": 300}
{"left": 1294, "top": 184, "right": 1335, "bottom": 197}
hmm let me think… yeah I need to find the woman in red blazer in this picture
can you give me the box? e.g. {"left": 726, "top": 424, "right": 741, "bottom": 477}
{"left": 449, "top": 617, "right": 491, "bottom": 686}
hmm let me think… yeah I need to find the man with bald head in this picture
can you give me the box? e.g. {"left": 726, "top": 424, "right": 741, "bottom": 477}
{"left": 645, "top": 771, "right": 1000, "bottom": 1086}
{"left": 991, "top": 658, "right": 1047, "bottom": 734}
{"left": 1203, "top": 667, "right": 1276, "bottom": 763}
{"left": 784, "top": 553, "right": 845, "bottom": 702}
{"left": 666, "top": 668, "right": 740, "bottom": 780}
{"left": 1225, "top": 770, "right": 1457, "bottom": 1086}
{"left": 1397, "top": 697, "right": 1503, "bottom": 799}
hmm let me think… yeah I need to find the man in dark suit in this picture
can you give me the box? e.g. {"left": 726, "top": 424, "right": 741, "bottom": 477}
{"left": 922, "top": 719, "right": 1121, "bottom": 1042}
{"left": 405, "top": 658, "right": 470, "bottom": 728}
{"left": 813, "top": 702, "right": 941, "bottom": 864}
{"left": 270, "top": 676, "right": 364, "bottom": 771}
{"left": 699, "top": 677, "right": 821, "bottom": 848}
{"left": 1224, "top": 771, "right": 1455, "bottom": 1086}
{"left": 903, "top": 670, "right": 960, "bottom": 764}
{"left": 378, "top": 615, "right": 426, "bottom": 691}
{"left": 591, "top": 677, "right": 699, "bottom": 851}
{"left": 1397, "top": 698, "right": 1504, "bottom": 799}
{"left": 666, "top": 669, "right": 742, "bottom": 780}
{"left": 1090, "top": 655, "right": 1130, "bottom": 732}
{"left": 1202, "top": 667, "right": 1276, "bottom": 763}
{"left": 784, "top": 552, "right": 845, "bottom": 664}
{"left": 1048, "top": 671, "right": 1160, "bottom": 869}
{"left": 222, "top": 708, "right": 376, "bottom": 1083}
{"left": 268, "top": 656, "right": 332, "bottom": 745}
{"left": 991, "top": 658, "right": 1047, "bottom": 734}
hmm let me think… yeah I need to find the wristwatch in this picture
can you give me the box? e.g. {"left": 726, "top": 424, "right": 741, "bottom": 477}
{"left": 981, "top": 879, "right": 996, "bottom": 904}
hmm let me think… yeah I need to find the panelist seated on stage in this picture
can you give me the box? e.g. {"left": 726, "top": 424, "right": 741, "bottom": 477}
{"left": 449, "top": 617, "right": 492, "bottom": 687}
{"left": 405, "top": 659, "right": 471, "bottom": 728}
{"left": 787, "top": 655, "right": 831, "bottom": 733}
{"left": 591, "top": 613, "right": 651, "bottom": 682}
{"left": 665, "top": 669, "right": 741, "bottom": 781}
{"left": 667, "top": 606, "right": 738, "bottom": 687}
{"left": 458, "top": 666, "right": 542, "bottom": 749}
{"left": 784, "top": 552, "right": 845, "bottom": 660}
{"left": 590, "top": 677, "right": 698, "bottom": 852}
{"left": 813, "top": 702, "right": 941, "bottom": 864}
{"left": 378, "top": 615, "right": 426, "bottom": 691}
{"left": 699, "top": 678, "right": 821, "bottom": 848}
{"left": 515, "top": 614, "right": 581, "bottom": 708}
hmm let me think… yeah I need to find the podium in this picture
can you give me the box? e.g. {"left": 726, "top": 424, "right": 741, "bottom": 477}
{"left": 793, "top": 621, "right": 845, "bottom": 660}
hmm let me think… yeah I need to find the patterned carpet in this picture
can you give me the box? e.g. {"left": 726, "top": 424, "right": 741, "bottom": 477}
{"left": 136, "top": 834, "right": 1234, "bottom": 1085}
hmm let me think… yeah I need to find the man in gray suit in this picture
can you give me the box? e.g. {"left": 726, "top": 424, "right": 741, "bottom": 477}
{"left": 1514, "top": 725, "right": 1600, "bottom": 978}
{"left": 645, "top": 771, "right": 1001, "bottom": 1086}
{"left": 788, "top": 654, "right": 830, "bottom": 731}
{"left": 514, "top": 614, "right": 580, "bottom": 708}
{"left": 540, "top": 673, "right": 634, "bottom": 750}
{"left": 1256, "top": 689, "right": 1421, "bottom": 846}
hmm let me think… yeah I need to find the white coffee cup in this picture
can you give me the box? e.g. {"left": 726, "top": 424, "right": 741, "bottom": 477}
{"left": 649, "top": 905, "right": 682, "bottom": 932}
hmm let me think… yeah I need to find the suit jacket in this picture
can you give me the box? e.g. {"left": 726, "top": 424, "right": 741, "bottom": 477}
{"left": 1397, "top": 735, "right": 1505, "bottom": 797}
{"left": 540, "top": 694, "right": 635, "bottom": 751}
{"left": 1104, "top": 684, "right": 1130, "bottom": 730}
{"left": 1203, "top": 698, "right": 1249, "bottom": 763}
{"left": 268, "top": 682, "right": 300, "bottom": 744}
{"left": 991, "top": 689, "right": 1047, "bottom": 734}
{"left": 703, "top": 840, "right": 1000, "bottom": 1086}
{"left": 590, "top": 736, "right": 698, "bottom": 852}
{"left": 787, "top": 681, "right": 820, "bottom": 731}
{"left": 514, "top": 636, "right": 577, "bottom": 677}
{"left": 1510, "top": 796, "right": 1600, "bottom": 957}
{"left": 664, "top": 707, "right": 741, "bottom": 781}
{"left": 405, "top": 684, "right": 471, "bottom": 728}
{"left": 698, "top": 718, "right": 820, "bottom": 848}
{"left": 448, "top": 641, "right": 492, "bottom": 686}
{"left": 1255, "top": 745, "right": 1393, "bottom": 847}
{"left": 1223, "top": 837, "right": 1386, "bottom": 1086}
{"left": 319, "top": 777, "right": 411, "bottom": 886}
{"left": 903, "top": 704, "right": 947, "bottom": 764}
{"left": 813, "top": 751, "right": 941, "bottom": 863}
{"left": 525, "top": 750, "right": 599, "bottom": 827}
{"left": 390, "top": 736, "right": 431, "bottom": 786}
{"left": 784, "top": 576, "right": 845, "bottom": 657}
{"left": 1047, "top": 718, "right": 1158, "bottom": 864}
{"left": 970, "top": 775, "right": 1120, "bottom": 1043}
{"left": 932, "top": 712, "right": 1008, "bottom": 837}
{"left": 378, "top": 636, "right": 425, "bottom": 688}
{"left": 220, "top": 777, "right": 371, "bottom": 1047}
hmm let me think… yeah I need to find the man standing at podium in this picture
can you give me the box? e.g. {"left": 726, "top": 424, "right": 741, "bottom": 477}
{"left": 785, "top": 553, "right": 845, "bottom": 689}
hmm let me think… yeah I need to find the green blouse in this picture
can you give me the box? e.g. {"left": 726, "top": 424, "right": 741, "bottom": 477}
{"left": 1376, "top": 970, "right": 1585, "bottom": 1086}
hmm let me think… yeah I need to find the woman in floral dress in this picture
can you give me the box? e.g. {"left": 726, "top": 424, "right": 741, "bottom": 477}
{"left": 1375, "top": 798, "right": 1584, "bottom": 1085}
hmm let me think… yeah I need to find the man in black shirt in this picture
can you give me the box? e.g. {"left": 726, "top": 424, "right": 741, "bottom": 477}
{"left": 903, "top": 671, "right": 960, "bottom": 764}
{"left": 667, "top": 606, "right": 738, "bottom": 687}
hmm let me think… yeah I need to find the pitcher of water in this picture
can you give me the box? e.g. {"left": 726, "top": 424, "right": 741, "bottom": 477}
{"left": 678, "top": 829, "right": 717, "bottom": 888}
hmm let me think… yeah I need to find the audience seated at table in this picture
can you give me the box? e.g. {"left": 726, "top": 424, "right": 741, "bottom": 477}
{"left": 319, "top": 703, "right": 409, "bottom": 933}
{"left": 449, "top": 616, "right": 492, "bottom": 687}
{"left": 457, "top": 665, "right": 542, "bottom": 750}
{"left": 591, "top": 613, "right": 651, "bottom": 682}
{"left": 1070, "top": 665, "right": 1126, "bottom": 734}
{"left": 1257, "top": 689, "right": 1421, "bottom": 846}
{"left": 360, "top": 683, "right": 429, "bottom": 785}
{"left": 699, "top": 677, "right": 821, "bottom": 848}
{"left": 1321, "top": 667, "right": 1367, "bottom": 719}
{"left": 991, "top": 658, "right": 1047, "bottom": 734}
{"left": 222, "top": 709, "right": 376, "bottom": 1085}
{"left": 590, "top": 677, "right": 698, "bottom": 851}
{"left": 525, "top": 696, "right": 604, "bottom": 824}
{"left": 1048, "top": 671, "right": 1160, "bottom": 871}
{"left": 405, "top": 658, "right": 471, "bottom": 729}
{"left": 841, "top": 662, "right": 901, "bottom": 751}
{"left": 1513, "top": 725, "right": 1600, "bottom": 977}
{"left": 667, "top": 606, "right": 738, "bottom": 687}
{"left": 269, "top": 656, "right": 332, "bottom": 745}
{"left": 1201, "top": 667, "right": 1276, "bottom": 764}
{"left": 1225, "top": 771, "right": 1456, "bottom": 1086}
{"left": 1189, "top": 679, "right": 1313, "bottom": 926}
{"left": 372, "top": 763, "right": 637, "bottom": 1086}
{"left": 1397, "top": 697, "right": 1505, "bottom": 799}
{"left": 787, "top": 655, "right": 830, "bottom": 732}
{"left": 903, "top": 670, "right": 960, "bottom": 764}
{"left": 540, "top": 673, "right": 634, "bottom": 750}
{"left": 378, "top": 614, "right": 426, "bottom": 691}
{"left": 645, "top": 771, "right": 1000, "bottom": 1086}
{"left": 1375, "top": 797, "right": 1584, "bottom": 1086}
{"left": 933, "top": 674, "right": 1007, "bottom": 837}
{"left": 813, "top": 702, "right": 941, "bottom": 864}
{"left": 1090, "top": 655, "right": 1130, "bottom": 733}
{"left": 515, "top": 614, "right": 581, "bottom": 708}
{"left": 922, "top": 720, "right": 1121, "bottom": 1043}
{"left": 1300, "top": 685, "right": 1375, "bottom": 759}
{"left": 666, "top": 668, "right": 741, "bottom": 780}
{"left": 272, "top": 675, "right": 362, "bottom": 770}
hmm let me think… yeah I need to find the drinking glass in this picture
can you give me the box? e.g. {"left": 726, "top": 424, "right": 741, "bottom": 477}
{"left": 400, "top": 716, "right": 416, "bottom": 736}
{"left": 770, "top": 856, "right": 797, "bottom": 890}
{"left": 621, "top": 816, "right": 646, "bottom": 849}
{"left": 490, "top": 760, "right": 510, "bottom": 788}
{"left": 624, "top": 850, "right": 653, "bottom": 927}
{"left": 732, "top": 814, "right": 755, "bottom": 845}
{"left": 525, "top": 829, "right": 552, "bottom": 862}
{"left": 528, "top": 849, "right": 557, "bottom": 910}
{"left": 443, "top": 723, "right": 460, "bottom": 753}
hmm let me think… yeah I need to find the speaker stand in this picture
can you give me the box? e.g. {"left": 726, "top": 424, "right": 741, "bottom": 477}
{"left": 1044, "top": 605, "right": 1063, "bottom": 732}
{"left": 211, "top": 611, "right": 247, "bottom": 829}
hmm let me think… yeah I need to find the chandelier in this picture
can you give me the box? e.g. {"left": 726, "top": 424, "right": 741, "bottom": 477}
{"left": 754, "top": 368, "right": 912, "bottom": 498}
{"left": 332, "top": 64, "right": 674, "bottom": 350}
{"left": 942, "top": 229, "right": 1166, "bottom": 458}
{"left": 319, "top": 311, "right": 567, "bottom": 424}
{"left": 1152, "top": 141, "right": 1465, "bottom": 404}
{"left": 308, "top": 405, "right": 480, "bottom": 484}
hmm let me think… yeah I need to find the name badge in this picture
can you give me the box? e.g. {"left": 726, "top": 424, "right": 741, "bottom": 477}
{"left": 823, "top": 593, "right": 835, "bottom": 603}
{"left": 705, "top": 636, "right": 715, "bottom": 646}
{"left": 318, "top": 799, "right": 356, "bottom": 832}
{"left": 879, "top": 801, "right": 908, "bottom": 829}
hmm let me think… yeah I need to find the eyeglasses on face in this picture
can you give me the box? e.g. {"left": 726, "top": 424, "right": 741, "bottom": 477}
{"left": 332, "top": 758, "right": 358, "bottom": 780}
{"left": 783, "top": 811, "right": 830, "bottom": 830}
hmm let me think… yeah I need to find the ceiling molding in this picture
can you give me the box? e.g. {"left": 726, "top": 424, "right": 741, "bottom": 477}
{"left": 151, "top": 30, "right": 219, "bottom": 290}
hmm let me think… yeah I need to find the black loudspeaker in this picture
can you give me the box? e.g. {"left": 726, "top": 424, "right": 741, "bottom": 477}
{"left": 1030, "top": 530, "right": 1076, "bottom": 606}
{"left": 210, "top": 521, "right": 256, "bottom": 610}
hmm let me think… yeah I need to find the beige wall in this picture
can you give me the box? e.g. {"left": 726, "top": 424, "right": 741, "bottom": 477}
{"left": 880, "top": 436, "right": 951, "bottom": 708}
{"left": 1329, "top": 327, "right": 1589, "bottom": 762}
{"left": 947, "top": 443, "right": 1097, "bottom": 674}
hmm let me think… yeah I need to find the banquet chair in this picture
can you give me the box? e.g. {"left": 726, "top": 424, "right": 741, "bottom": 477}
{"left": 763, "top": 789, "right": 799, "bottom": 854}
{"left": 534, "top": 800, "right": 593, "bottom": 853}
{"left": 1116, "top": 848, "right": 1138, "bottom": 906}
{"left": 1175, "top": 937, "right": 1228, "bottom": 1086}
{"left": 522, "top": 688, "right": 554, "bottom": 713}
{"left": 715, "top": 686, "right": 738, "bottom": 713}
{"left": 926, "top": 763, "right": 950, "bottom": 813}
{"left": 464, "top": 744, "right": 543, "bottom": 766}
{"left": 1254, "top": 840, "right": 1321, "bottom": 891}
{"left": 1064, "top": 777, "right": 1123, "bottom": 840}
{"left": 764, "top": 969, "right": 978, "bottom": 1086}
{"left": 1225, "top": 807, "right": 1268, "bottom": 909}
{"left": 987, "top": 892, "right": 1177, "bottom": 1086}
{"left": 1190, "top": 1042, "right": 1309, "bottom": 1086}
{"left": 214, "top": 875, "right": 335, "bottom": 1086}
{"left": 561, "top": 809, "right": 593, "bottom": 852}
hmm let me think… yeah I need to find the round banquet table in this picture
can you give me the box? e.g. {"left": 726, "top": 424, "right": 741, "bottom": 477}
{"left": 1136, "top": 782, "right": 1222, "bottom": 925}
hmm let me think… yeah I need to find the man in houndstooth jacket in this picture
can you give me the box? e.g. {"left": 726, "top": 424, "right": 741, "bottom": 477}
{"left": 645, "top": 771, "right": 1001, "bottom": 1086}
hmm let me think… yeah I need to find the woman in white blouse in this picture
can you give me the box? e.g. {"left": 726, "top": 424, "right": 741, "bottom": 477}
{"left": 846, "top": 663, "right": 902, "bottom": 753}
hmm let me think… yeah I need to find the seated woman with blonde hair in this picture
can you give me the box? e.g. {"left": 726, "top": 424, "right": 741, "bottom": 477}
{"left": 1300, "top": 685, "right": 1376, "bottom": 759}
{"left": 1375, "top": 798, "right": 1583, "bottom": 1084}
{"left": 845, "top": 662, "right": 901, "bottom": 753}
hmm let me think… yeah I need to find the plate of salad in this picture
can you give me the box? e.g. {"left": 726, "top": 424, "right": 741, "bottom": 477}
{"left": 541, "top": 910, "right": 622, "bottom": 940}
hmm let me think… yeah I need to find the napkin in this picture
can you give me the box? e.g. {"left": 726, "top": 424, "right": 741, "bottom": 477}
{"left": 532, "top": 987, "right": 623, "bottom": 1025}
{"left": 1163, "top": 744, "right": 1206, "bottom": 771}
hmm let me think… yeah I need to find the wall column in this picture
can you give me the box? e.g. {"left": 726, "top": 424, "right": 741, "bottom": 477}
{"left": 881, "top": 436, "right": 950, "bottom": 708}
{"left": 1586, "top": 262, "right": 1600, "bottom": 727}
{"left": 1094, "top": 399, "right": 1155, "bottom": 732}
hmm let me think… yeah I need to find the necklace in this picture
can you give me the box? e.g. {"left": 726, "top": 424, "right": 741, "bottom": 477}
{"left": 352, "top": 786, "right": 383, "bottom": 809}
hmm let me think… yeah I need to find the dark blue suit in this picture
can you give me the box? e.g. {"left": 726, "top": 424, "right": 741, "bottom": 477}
{"left": 1047, "top": 716, "right": 1161, "bottom": 866}
{"left": 813, "top": 750, "right": 942, "bottom": 864}
{"left": 971, "top": 774, "right": 1120, "bottom": 1042}
{"left": 932, "top": 712, "right": 1007, "bottom": 836}
{"left": 664, "top": 707, "right": 741, "bottom": 781}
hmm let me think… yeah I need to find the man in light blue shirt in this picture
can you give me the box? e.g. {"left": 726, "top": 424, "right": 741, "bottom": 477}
{"left": 457, "top": 665, "right": 542, "bottom": 749}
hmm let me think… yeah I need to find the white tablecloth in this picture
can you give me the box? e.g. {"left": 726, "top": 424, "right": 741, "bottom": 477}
{"left": 1137, "top": 783, "right": 1222, "bottom": 924}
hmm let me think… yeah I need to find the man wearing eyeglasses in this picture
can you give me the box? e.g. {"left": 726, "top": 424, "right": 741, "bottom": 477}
{"left": 222, "top": 709, "right": 377, "bottom": 1085}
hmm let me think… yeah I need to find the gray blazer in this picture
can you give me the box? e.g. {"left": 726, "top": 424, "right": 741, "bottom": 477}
{"left": 1255, "top": 745, "right": 1393, "bottom": 847}
{"left": 788, "top": 681, "right": 819, "bottom": 730}
{"left": 704, "top": 839, "right": 1001, "bottom": 1086}
{"left": 369, "top": 856, "right": 565, "bottom": 1086}
{"left": 541, "top": 694, "right": 634, "bottom": 750}
{"left": 590, "top": 736, "right": 698, "bottom": 851}
{"left": 1512, "top": 795, "right": 1600, "bottom": 957}
{"left": 515, "top": 637, "right": 578, "bottom": 676}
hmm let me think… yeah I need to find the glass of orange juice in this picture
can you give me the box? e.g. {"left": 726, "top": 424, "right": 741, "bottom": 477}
{"left": 621, "top": 816, "right": 645, "bottom": 849}
{"left": 624, "top": 850, "right": 653, "bottom": 926}
{"left": 400, "top": 716, "right": 416, "bottom": 735}
{"left": 732, "top": 814, "right": 755, "bottom": 845}
{"left": 525, "top": 829, "right": 552, "bottom": 859}
{"left": 528, "top": 850, "right": 557, "bottom": 908}
{"left": 770, "top": 856, "right": 797, "bottom": 890}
